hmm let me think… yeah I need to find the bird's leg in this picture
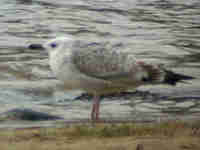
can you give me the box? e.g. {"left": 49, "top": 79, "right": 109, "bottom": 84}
{"left": 95, "top": 95, "right": 100, "bottom": 121}
{"left": 91, "top": 102, "right": 96, "bottom": 121}
{"left": 91, "top": 94, "right": 100, "bottom": 122}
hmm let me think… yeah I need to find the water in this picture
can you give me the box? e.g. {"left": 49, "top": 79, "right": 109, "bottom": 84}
{"left": 0, "top": 0, "right": 200, "bottom": 128}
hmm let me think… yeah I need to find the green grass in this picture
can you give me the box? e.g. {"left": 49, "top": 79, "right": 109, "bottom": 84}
{"left": 12, "top": 120, "right": 198, "bottom": 139}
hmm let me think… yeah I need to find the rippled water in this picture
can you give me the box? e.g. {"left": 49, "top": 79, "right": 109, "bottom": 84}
{"left": 0, "top": 0, "right": 200, "bottom": 128}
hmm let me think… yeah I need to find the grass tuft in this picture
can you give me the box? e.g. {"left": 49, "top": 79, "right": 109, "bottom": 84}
{"left": 0, "top": 120, "right": 200, "bottom": 150}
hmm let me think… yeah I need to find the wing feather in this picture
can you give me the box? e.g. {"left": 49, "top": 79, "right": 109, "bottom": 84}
{"left": 71, "top": 42, "right": 140, "bottom": 84}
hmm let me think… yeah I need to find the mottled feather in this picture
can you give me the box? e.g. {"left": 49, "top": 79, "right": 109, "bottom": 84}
{"left": 71, "top": 41, "right": 144, "bottom": 85}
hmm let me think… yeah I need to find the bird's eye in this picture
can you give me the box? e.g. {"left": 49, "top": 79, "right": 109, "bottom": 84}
{"left": 50, "top": 43, "right": 57, "bottom": 48}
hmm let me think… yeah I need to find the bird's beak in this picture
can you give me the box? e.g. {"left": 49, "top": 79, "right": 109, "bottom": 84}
{"left": 28, "top": 44, "right": 45, "bottom": 50}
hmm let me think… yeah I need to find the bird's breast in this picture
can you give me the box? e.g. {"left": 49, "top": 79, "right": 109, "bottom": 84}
{"left": 49, "top": 52, "right": 84, "bottom": 89}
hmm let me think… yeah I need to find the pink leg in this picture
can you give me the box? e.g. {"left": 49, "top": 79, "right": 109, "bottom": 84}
{"left": 91, "top": 94, "right": 100, "bottom": 121}
{"left": 91, "top": 102, "right": 96, "bottom": 121}
{"left": 95, "top": 96, "right": 100, "bottom": 121}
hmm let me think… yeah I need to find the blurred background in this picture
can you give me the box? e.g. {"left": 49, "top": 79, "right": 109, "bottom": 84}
{"left": 0, "top": 0, "right": 200, "bottom": 128}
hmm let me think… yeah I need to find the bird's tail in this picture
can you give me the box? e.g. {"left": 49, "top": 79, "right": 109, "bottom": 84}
{"left": 163, "top": 69, "right": 195, "bottom": 85}
{"left": 138, "top": 62, "right": 194, "bottom": 85}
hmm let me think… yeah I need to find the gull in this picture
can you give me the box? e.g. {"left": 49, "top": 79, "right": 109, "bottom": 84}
{"left": 29, "top": 36, "right": 194, "bottom": 121}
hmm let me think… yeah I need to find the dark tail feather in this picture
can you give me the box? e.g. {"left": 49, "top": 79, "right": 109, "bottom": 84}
{"left": 163, "top": 69, "right": 195, "bottom": 86}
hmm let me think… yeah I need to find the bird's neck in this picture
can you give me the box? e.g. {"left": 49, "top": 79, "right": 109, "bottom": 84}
{"left": 49, "top": 49, "right": 71, "bottom": 75}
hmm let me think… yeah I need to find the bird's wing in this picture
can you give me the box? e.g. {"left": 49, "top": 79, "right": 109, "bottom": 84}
{"left": 71, "top": 42, "right": 145, "bottom": 85}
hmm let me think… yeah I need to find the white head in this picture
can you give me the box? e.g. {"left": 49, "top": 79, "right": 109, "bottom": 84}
{"left": 43, "top": 36, "right": 75, "bottom": 54}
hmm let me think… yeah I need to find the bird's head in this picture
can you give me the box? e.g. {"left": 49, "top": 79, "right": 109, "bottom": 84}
{"left": 44, "top": 36, "right": 74, "bottom": 54}
{"left": 28, "top": 36, "right": 75, "bottom": 55}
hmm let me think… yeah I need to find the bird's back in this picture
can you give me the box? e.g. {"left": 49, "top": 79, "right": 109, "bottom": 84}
{"left": 71, "top": 42, "right": 146, "bottom": 86}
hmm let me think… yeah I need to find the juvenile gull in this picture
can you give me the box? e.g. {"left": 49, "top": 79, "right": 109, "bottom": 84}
{"left": 29, "top": 36, "right": 194, "bottom": 121}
